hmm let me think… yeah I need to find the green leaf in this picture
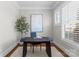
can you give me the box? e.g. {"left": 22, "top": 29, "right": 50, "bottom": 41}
{"left": 15, "top": 16, "right": 29, "bottom": 34}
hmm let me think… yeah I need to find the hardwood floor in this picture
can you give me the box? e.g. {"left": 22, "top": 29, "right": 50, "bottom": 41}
{"left": 5, "top": 43, "right": 69, "bottom": 57}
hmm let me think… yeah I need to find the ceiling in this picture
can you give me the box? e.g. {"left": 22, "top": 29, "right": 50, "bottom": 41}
{"left": 17, "top": 1, "right": 63, "bottom": 9}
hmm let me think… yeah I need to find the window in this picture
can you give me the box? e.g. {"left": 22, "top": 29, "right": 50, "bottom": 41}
{"left": 54, "top": 10, "right": 61, "bottom": 25}
{"left": 31, "top": 14, "right": 43, "bottom": 32}
{"left": 62, "top": 2, "right": 79, "bottom": 42}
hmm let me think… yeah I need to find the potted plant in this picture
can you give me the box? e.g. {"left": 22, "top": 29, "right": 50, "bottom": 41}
{"left": 15, "top": 16, "right": 29, "bottom": 42}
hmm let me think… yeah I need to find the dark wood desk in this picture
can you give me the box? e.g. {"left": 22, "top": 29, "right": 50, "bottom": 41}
{"left": 20, "top": 37, "right": 51, "bottom": 57}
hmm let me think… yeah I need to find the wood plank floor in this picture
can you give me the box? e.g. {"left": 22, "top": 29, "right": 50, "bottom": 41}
{"left": 10, "top": 46, "right": 64, "bottom": 57}
{"left": 5, "top": 43, "right": 69, "bottom": 57}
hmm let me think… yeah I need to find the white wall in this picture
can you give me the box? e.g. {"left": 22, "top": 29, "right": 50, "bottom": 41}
{"left": 53, "top": 2, "right": 75, "bottom": 56}
{"left": 19, "top": 9, "right": 53, "bottom": 39}
{"left": 53, "top": 1, "right": 79, "bottom": 56}
{"left": 0, "top": 2, "right": 19, "bottom": 56}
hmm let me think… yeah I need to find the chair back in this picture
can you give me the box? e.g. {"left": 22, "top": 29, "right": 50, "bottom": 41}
{"left": 31, "top": 32, "right": 36, "bottom": 38}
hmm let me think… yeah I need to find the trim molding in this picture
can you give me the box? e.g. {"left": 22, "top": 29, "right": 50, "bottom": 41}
{"left": 53, "top": 43, "right": 69, "bottom": 57}
{"left": 0, "top": 42, "right": 18, "bottom": 57}
{"left": 5, "top": 43, "right": 19, "bottom": 57}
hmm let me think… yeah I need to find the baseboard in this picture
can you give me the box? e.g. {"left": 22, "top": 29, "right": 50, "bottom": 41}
{"left": 53, "top": 43, "right": 69, "bottom": 57}
{"left": 53, "top": 41, "right": 69, "bottom": 57}
{"left": 0, "top": 42, "right": 18, "bottom": 57}
{"left": 5, "top": 43, "right": 19, "bottom": 57}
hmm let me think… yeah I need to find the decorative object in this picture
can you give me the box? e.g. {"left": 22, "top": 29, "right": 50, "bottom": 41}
{"left": 15, "top": 16, "right": 29, "bottom": 38}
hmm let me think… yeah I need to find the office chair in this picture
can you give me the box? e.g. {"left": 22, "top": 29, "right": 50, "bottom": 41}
{"left": 31, "top": 32, "right": 42, "bottom": 53}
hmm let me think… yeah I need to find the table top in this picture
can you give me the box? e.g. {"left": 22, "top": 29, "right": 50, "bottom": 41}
{"left": 20, "top": 37, "right": 51, "bottom": 43}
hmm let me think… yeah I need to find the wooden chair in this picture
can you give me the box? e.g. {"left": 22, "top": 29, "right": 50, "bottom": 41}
{"left": 30, "top": 32, "right": 42, "bottom": 53}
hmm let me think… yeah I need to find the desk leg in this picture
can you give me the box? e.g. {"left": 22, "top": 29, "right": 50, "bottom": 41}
{"left": 23, "top": 42, "right": 27, "bottom": 57}
{"left": 46, "top": 42, "right": 51, "bottom": 57}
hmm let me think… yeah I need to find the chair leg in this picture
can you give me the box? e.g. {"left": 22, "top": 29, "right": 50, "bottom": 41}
{"left": 32, "top": 45, "right": 34, "bottom": 53}
{"left": 30, "top": 44, "right": 32, "bottom": 51}
{"left": 40, "top": 44, "right": 42, "bottom": 51}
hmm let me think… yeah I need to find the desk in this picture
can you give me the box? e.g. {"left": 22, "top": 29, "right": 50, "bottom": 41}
{"left": 20, "top": 37, "right": 51, "bottom": 57}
